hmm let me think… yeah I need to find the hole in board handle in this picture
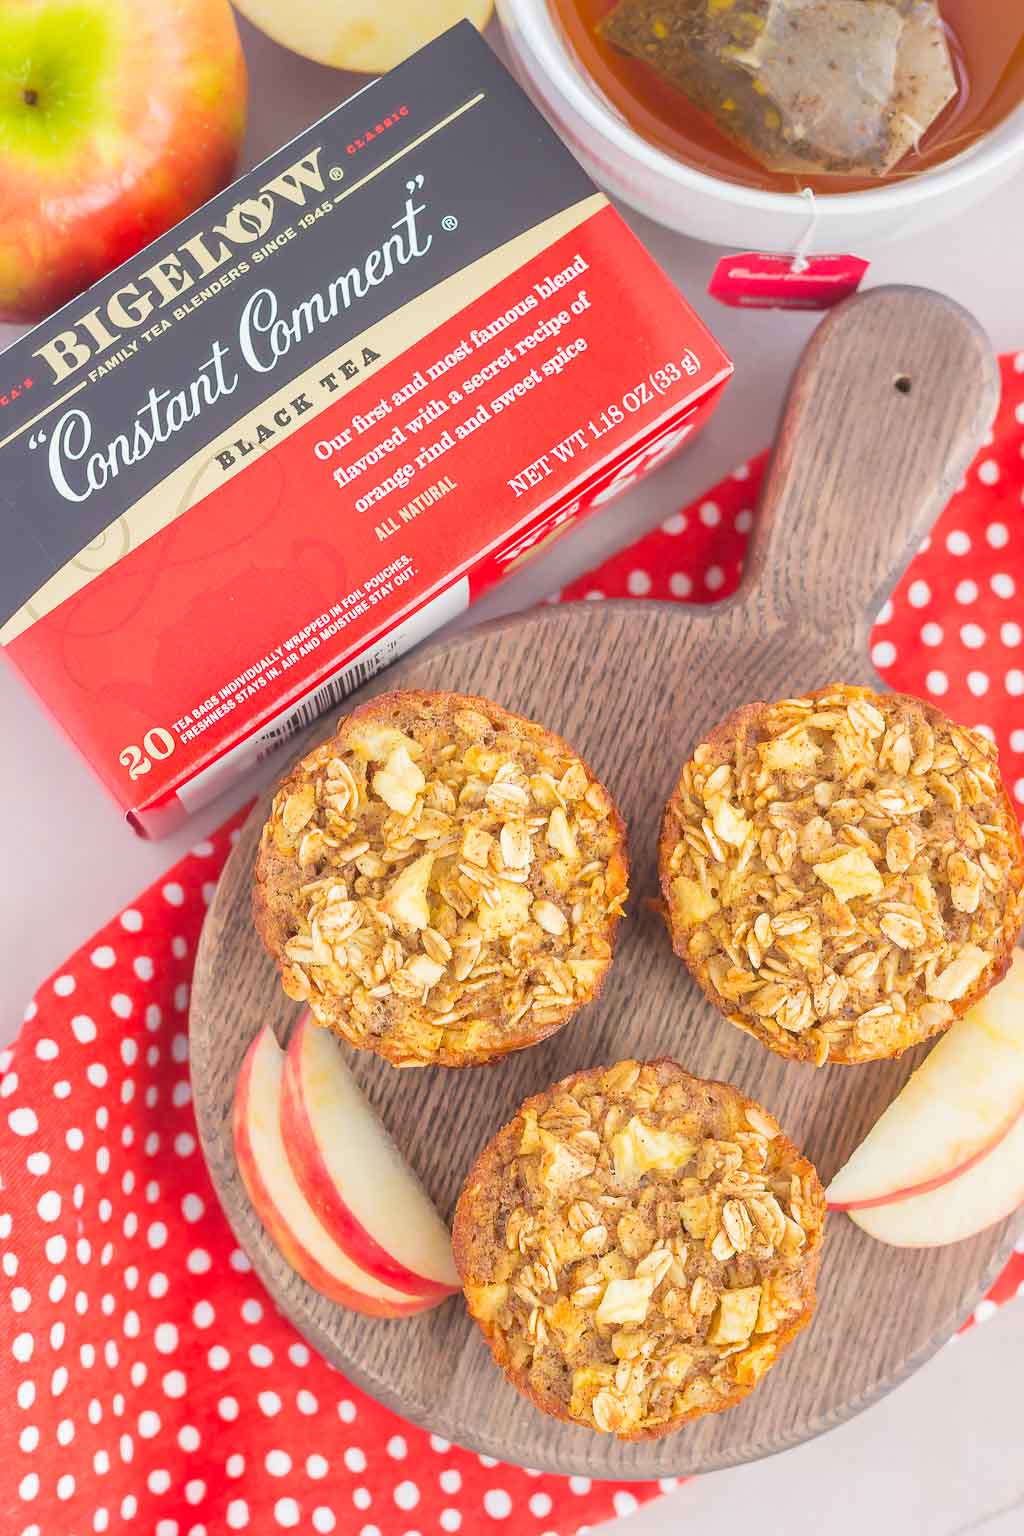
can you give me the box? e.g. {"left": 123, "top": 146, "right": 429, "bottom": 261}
{"left": 894, "top": 375, "right": 913, "bottom": 396}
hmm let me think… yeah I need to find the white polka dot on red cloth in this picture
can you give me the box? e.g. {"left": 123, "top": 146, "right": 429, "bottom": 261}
{"left": 978, "top": 459, "right": 1000, "bottom": 485}
{"left": 626, "top": 569, "right": 651, "bottom": 596}
{"left": 946, "top": 529, "right": 971, "bottom": 555}
{"left": 90, "top": 947, "right": 116, "bottom": 970}
{"left": 36, "top": 1191, "right": 60, "bottom": 1222}
{"left": 484, "top": 1489, "right": 512, "bottom": 1519}
{"left": 907, "top": 578, "right": 931, "bottom": 607}
{"left": 8, "top": 1106, "right": 38, "bottom": 1136}
{"left": 394, "top": 1481, "right": 420, "bottom": 1510}
{"left": 955, "top": 579, "right": 979, "bottom": 604}
{"left": 925, "top": 670, "right": 949, "bottom": 696}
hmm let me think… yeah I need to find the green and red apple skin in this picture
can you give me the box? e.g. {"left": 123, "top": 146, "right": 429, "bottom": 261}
{"left": 0, "top": 0, "right": 247, "bottom": 325}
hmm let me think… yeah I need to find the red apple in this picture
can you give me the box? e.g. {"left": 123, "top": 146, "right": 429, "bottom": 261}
{"left": 281, "top": 1012, "right": 460, "bottom": 1298}
{"left": 0, "top": 0, "right": 247, "bottom": 324}
{"left": 827, "top": 952, "right": 1024, "bottom": 1212}
{"left": 233, "top": 1026, "right": 438, "bottom": 1317}
{"left": 849, "top": 1111, "right": 1024, "bottom": 1248}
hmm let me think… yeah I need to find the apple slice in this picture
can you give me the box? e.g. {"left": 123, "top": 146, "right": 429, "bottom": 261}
{"left": 281, "top": 1013, "right": 459, "bottom": 1298}
{"left": 849, "top": 1111, "right": 1024, "bottom": 1248}
{"left": 233, "top": 1026, "right": 439, "bottom": 1317}
{"left": 233, "top": 0, "right": 494, "bottom": 74}
{"left": 827, "top": 951, "right": 1024, "bottom": 1211}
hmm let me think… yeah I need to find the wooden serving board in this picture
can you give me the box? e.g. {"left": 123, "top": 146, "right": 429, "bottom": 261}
{"left": 191, "top": 287, "right": 1022, "bottom": 1478}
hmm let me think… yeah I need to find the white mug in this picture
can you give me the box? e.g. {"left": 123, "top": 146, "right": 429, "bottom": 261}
{"left": 497, "top": 0, "right": 1024, "bottom": 251}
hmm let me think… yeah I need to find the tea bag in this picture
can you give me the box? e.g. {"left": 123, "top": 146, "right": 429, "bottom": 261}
{"left": 600, "top": 0, "right": 958, "bottom": 177}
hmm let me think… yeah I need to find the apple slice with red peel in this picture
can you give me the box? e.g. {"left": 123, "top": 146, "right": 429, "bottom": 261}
{"left": 849, "top": 1111, "right": 1024, "bottom": 1248}
{"left": 827, "top": 951, "right": 1024, "bottom": 1212}
{"left": 233, "top": 1026, "right": 439, "bottom": 1317}
{"left": 281, "top": 1012, "right": 459, "bottom": 1298}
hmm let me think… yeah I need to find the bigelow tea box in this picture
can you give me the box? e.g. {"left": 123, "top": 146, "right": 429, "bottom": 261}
{"left": 0, "top": 24, "right": 731, "bottom": 836}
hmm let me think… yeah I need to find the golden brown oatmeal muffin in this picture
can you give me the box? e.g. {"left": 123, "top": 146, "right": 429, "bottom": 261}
{"left": 659, "top": 684, "right": 1024, "bottom": 1066}
{"left": 454, "top": 1059, "right": 824, "bottom": 1439}
{"left": 253, "top": 690, "right": 628, "bottom": 1067}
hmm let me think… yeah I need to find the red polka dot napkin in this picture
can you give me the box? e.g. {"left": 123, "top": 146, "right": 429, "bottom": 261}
{"left": 3, "top": 359, "right": 1024, "bottom": 1536}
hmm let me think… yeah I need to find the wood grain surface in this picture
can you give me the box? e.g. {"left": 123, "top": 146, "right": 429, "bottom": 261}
{"left": 190, "top": 287, "right": 1022, "bottom": 1478}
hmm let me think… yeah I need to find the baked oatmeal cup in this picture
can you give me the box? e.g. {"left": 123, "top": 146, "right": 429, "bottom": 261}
{"left": 659, "top": 684, "right": 1024, "bottom": 1066}
{"left": 454, "top": 1059, "right": 825, "bottom": 1439}
{"left": 253, "top": 690, "right": 628, "bottom": 1067}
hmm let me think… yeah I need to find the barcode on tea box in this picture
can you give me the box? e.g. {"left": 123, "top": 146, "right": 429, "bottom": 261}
{"left": 255, "top": 655, "right": 389, "bottom": 757}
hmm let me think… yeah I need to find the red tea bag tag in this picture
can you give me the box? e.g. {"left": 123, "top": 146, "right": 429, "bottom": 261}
{"left": 709, "top": 252, "right": 870, "bottom": 311}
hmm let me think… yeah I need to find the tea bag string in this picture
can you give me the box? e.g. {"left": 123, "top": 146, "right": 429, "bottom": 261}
{"left": 789, "top": 188, "right": 818, "bottom": 275}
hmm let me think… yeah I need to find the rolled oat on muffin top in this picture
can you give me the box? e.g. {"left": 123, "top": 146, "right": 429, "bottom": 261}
{"left": 253, "top": 690, "right": 628, "bottom": 1067}
{"left": 453, "top": 1059, "right": 825, "bottom": 1439}
{"left": 659, "top": 684, "right": 1024, "bottom": 1066}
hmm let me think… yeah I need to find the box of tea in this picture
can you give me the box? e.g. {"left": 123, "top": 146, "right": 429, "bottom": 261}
{"left": 0, "top": 23, "right": 731, "bottom": 835}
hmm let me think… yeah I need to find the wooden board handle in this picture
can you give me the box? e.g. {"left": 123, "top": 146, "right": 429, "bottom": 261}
{"left": 738, "top": 286, "right": 999, "bottom": 644}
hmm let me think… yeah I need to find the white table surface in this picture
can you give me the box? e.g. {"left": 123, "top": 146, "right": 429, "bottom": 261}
{"left": 2, "top": 17, "right": 1022, "bottom": 1534}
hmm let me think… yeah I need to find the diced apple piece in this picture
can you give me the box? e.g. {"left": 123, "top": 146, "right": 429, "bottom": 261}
{"left": 827, "top": 951, "right": 1024, "bottom": 1211}
{"left": 671, "top": 875, "right": 719, "bottom": 926}
{"left": 813, "top": 847, "right": 883, "bottom": 901}
{"left": 232, "top": 1027, "right": 435, "bottom": 1317}
{"left": 281, "top": 1013, "right": 459, "bottom": 1297}
{"left": 594, "top": 1276, "right": 654, "bottom": 1326}
{"left": 758, "top": 730, "right": 819, "bottom": 773}
{"left": 710, "top": 799, "right": 750, "bottom": 849}
{"left": 347, "top": 721, "right": 417, "bottom": 761}
{"left": 708, "top": 1285, "right": 762, "bottom": 1346}
{"left": 372, "top": 744, "right": 425, "bottom": 814}
{"left": 465, "top": 1282, "right": 508, "bottom": 1321}
{"left": 476, "top": 879, "right": 532, "bottom": 938}
{"left": 926, "top": 943, "right": 991, "bottom": 1002}
{"left": 612, "top": 1116, "right": 694, "bottom": 1182}
{"left": 381, "top": 851, "right": 434, "bottom": 930}
{"left": 850, "top": 1112, "right": 1024, "bottom": 1247}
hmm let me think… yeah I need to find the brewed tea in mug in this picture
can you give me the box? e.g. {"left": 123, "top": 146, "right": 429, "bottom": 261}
{"left": 552, "top": 0, "right": 1024, "bottom": 192}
